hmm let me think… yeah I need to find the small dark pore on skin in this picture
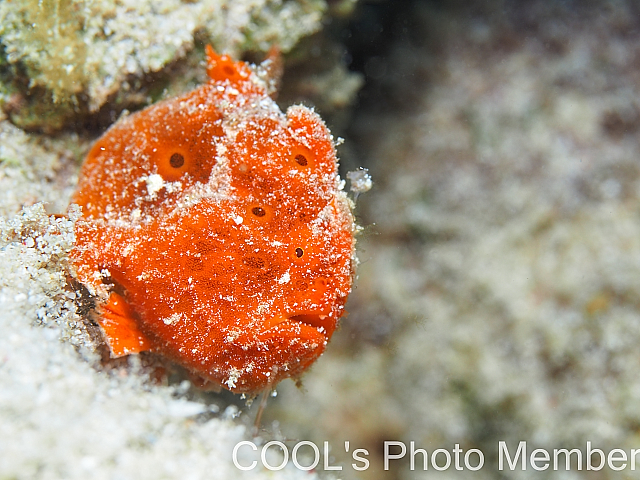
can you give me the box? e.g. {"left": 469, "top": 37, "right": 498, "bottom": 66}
{"left": 294, "top": 154, "right": 308, "bottom": 166}
{"left": 170, "top": 153, "right": 185, "bottom": 168}
{"left": 252, "top": 206, "right": 266, "bottom": 217}
{"left": 223, "top": 65, "right": 235, "bottom": 76}
{"left": 295, "top": 247, "right": 304, "bottom": 258}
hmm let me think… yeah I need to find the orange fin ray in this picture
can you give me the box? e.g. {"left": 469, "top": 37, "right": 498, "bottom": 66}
{"left": 205, "top": 44, "right": 249, "bottom": 84}
{"left": 204, "top": 44, "right": 282, "bottom": 96}
{"left": 99, "top": 292, "right": 152, "bottom": 358}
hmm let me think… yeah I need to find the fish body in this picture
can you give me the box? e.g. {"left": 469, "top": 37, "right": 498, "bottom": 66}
{"left": 71, "top": 47, "right": 355, "bottom": 393}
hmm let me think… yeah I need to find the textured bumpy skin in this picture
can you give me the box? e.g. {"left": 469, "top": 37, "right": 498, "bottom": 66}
{"left": 71, "top": 46, "right": 355, "bottom": 393}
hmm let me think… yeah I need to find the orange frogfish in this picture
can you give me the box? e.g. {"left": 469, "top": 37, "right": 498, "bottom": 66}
{"left": 70, "top": 46, "right": 355, "bottom": 393}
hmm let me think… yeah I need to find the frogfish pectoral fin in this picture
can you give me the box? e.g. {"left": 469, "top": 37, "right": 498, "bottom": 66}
{"left": 99, "top": 292, "right": 152, "bottom": 358}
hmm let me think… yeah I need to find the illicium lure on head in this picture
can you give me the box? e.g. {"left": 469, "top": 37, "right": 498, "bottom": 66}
{"left": 70, "top": 46, "right": 357, "bottom": 394}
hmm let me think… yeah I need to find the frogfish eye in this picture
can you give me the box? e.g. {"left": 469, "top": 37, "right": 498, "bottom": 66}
{"left": 170, "top": 153, "right": 185, "bottom": 168}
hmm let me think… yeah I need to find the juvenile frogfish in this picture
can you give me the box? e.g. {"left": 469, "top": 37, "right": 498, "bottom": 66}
{"left": 71, "top": 46, "right": 355, "bottom": 393}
